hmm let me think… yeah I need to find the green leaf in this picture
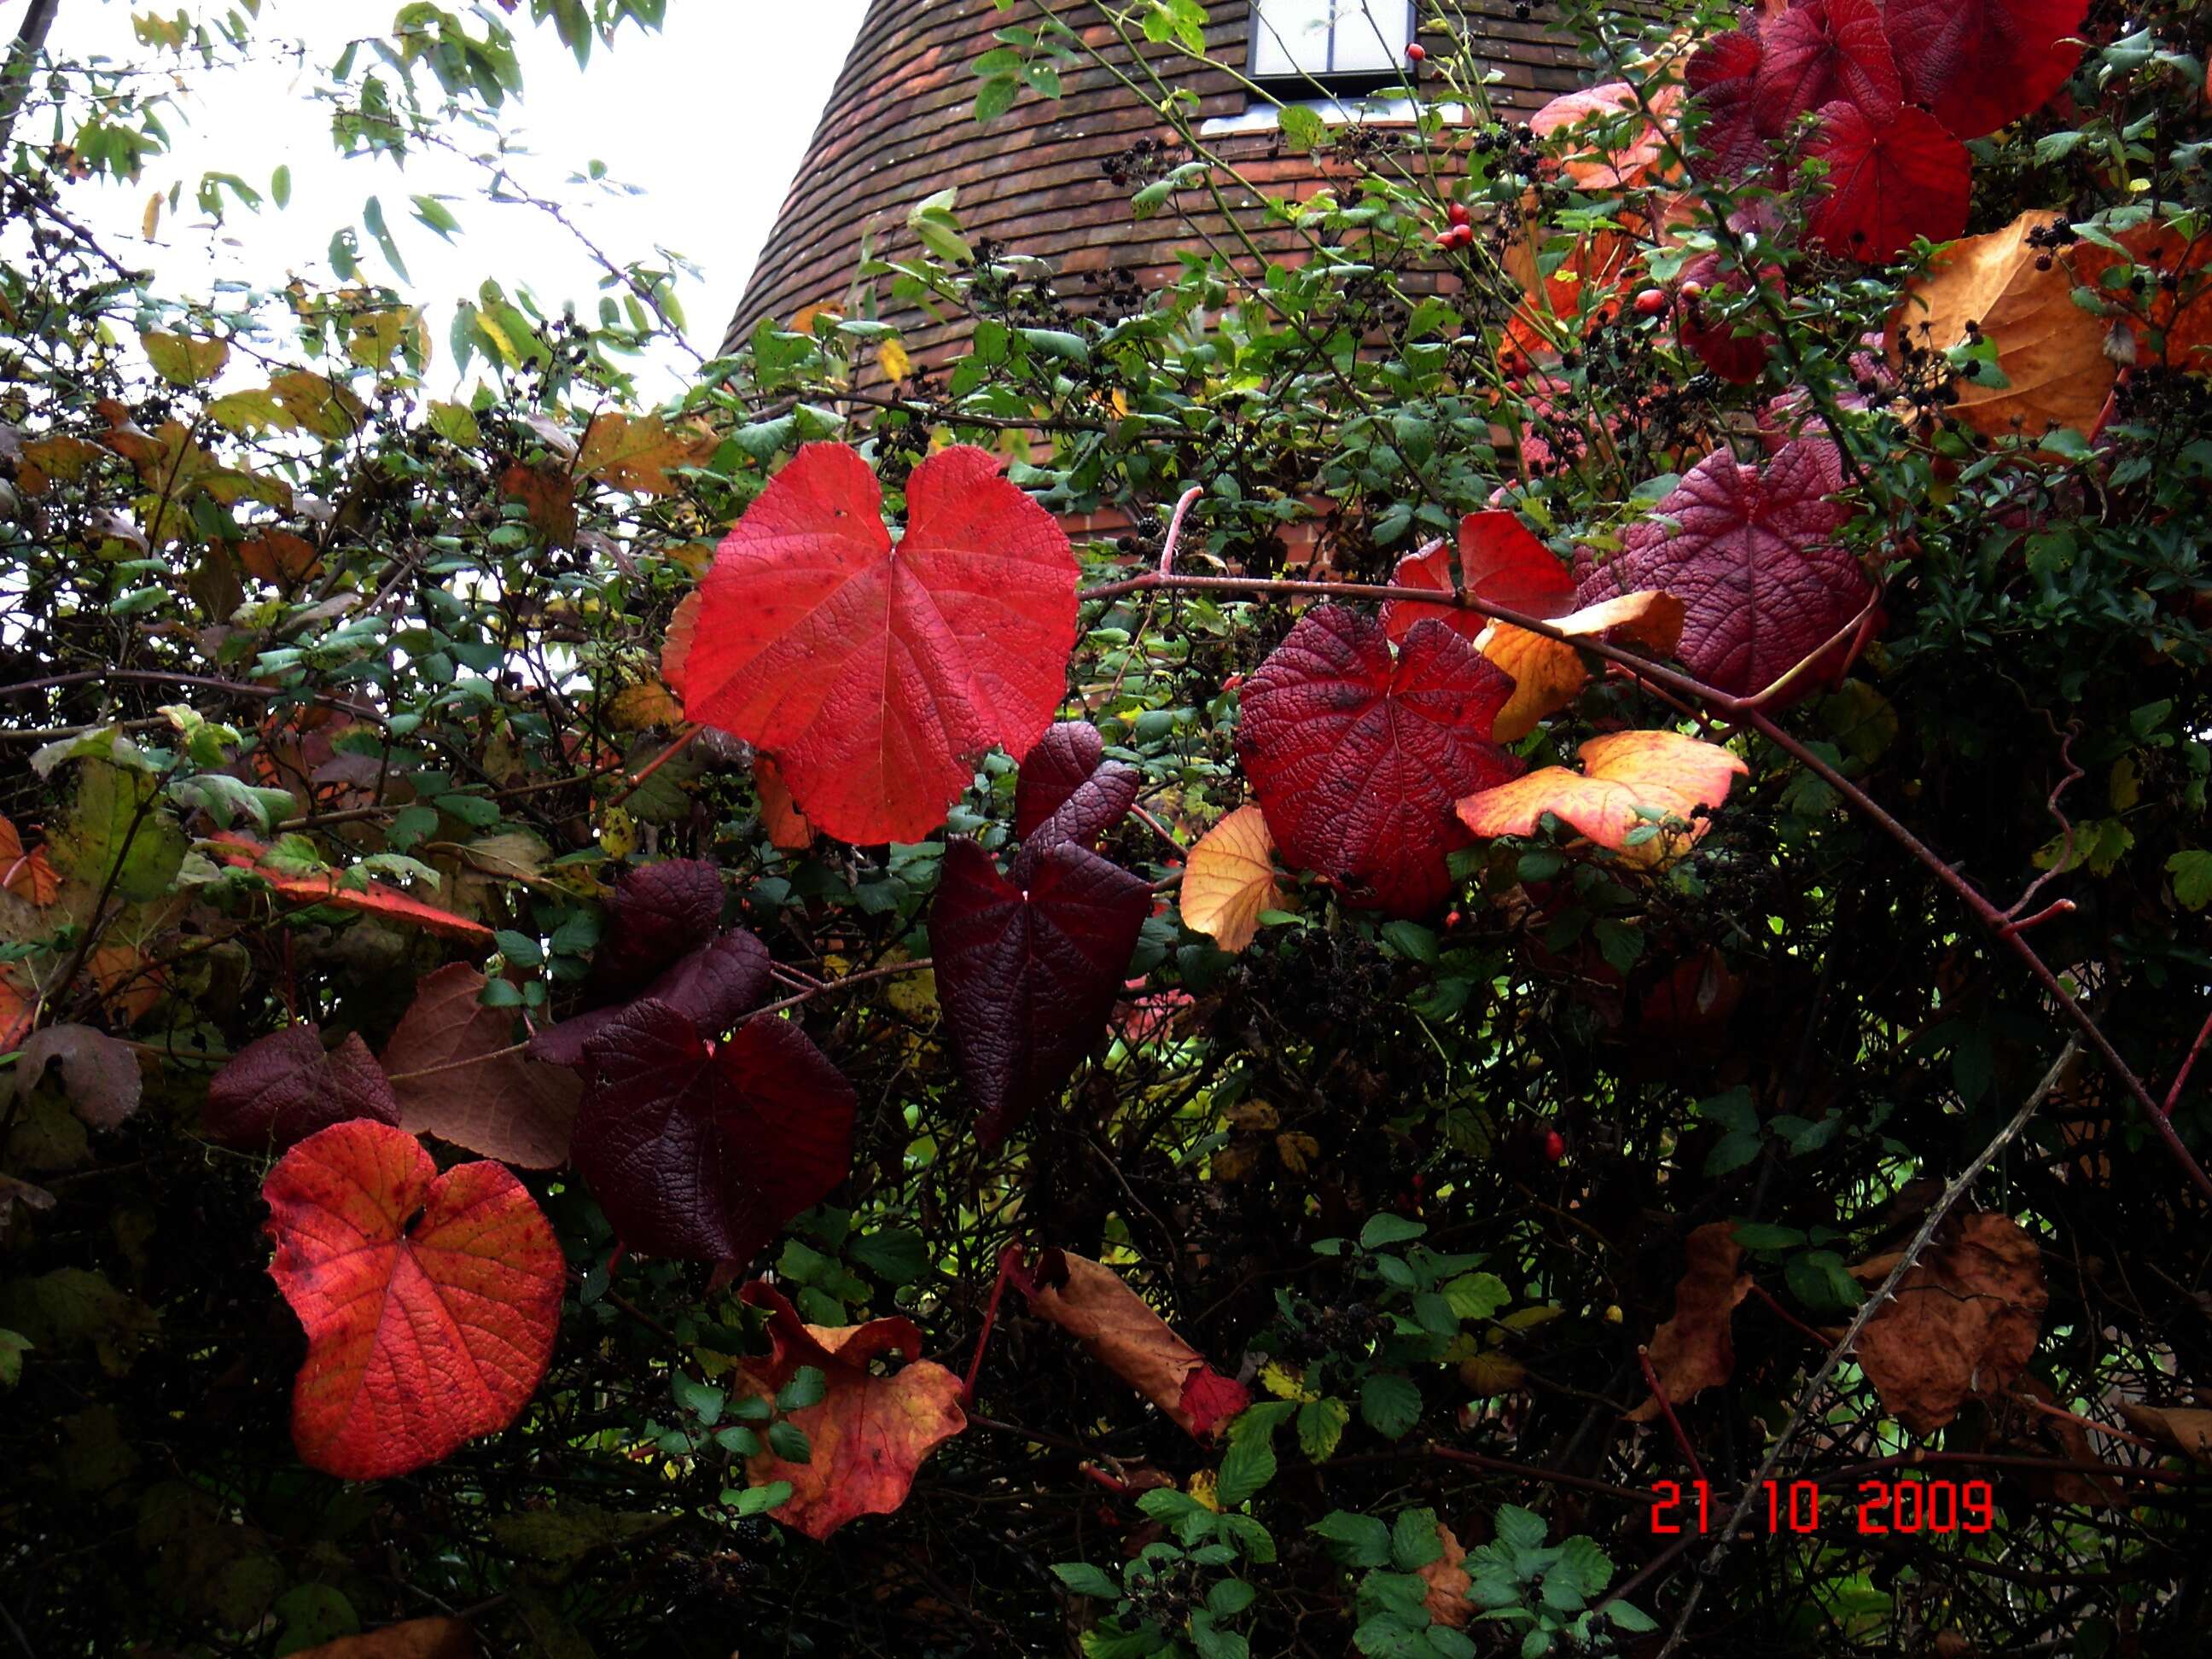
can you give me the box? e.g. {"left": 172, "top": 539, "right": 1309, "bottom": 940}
{"left": 1360, "top": 1214, "right": 1427, "bottom": 1251}
{"left": 1390, "top": 1506, "right": 1444, "bottom": 1570}
{"left": 671, "top": 1373, "right": 725, "bottom": 1425}
{"left": 270, "top": 164, "right": 292, "bottom": 208}
{"left": 1018, "top": 327, "right": 1091, "bottom": 365}
{"left": 849, "top": 1227, "right": 929, "bottom": 1284}
{"left": 1359, "top": 1373, "right": 1422, "bottom": 1441}
{"left": 1051, "top": 1562, "right": 1122, "bottom": 1599}
{"left": 1493, "top": 1505, "right": 1547, "bottom": 1551}
{"left": 975, "top": 75, "right": 1019, "bottom": 123}
{"left": 51, "top": 760, "right": 188, "bottom": 903}
{"left": 1442, "top": 1272, "right": 1508, "bottom": 1322}
{"left": 1310, "top": 1510, "right": 1392, "bottom": 1568}
{"left": 1217, "top": 1423, "right": 1278, "bottom": 1506}
{"left": 777, "top": 1365, "right": 828, "bottom": 1412}
{"left": 1296, "top": 1395, "right": 1351, "bottom": 1461}
{"left": 1206, "top": 1577, "right": 1256, "bottom": 1618}
{"left": 766, "top": 1420, "right": 812, "bottom": 1462}
{"left": 2168, "top": 850, "right": 2212, "bottom": 911}
{"left": 361, "top": 195, "right": 410, "bottom": 283}
{"left": 1555, "top": 1534, "right": 1612, "bottom": 1597}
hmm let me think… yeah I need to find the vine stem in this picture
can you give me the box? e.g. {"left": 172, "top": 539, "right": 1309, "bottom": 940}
{"left": 750, "top": 957, "right": 934, "bottom": 1021}
{"left": 1077, "top": 566, "right": 2212, "bottom": 1203}
{"left": 1652, "top": 1040, "right": 2079, "bottom": 1659}
{"left": 1636, "top": 1345, "right": 1708, "bottom": 1485}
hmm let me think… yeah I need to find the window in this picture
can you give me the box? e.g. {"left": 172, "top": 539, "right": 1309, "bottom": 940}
{"left": 1248, "top": 0, "right": 1415, "bottom": 93}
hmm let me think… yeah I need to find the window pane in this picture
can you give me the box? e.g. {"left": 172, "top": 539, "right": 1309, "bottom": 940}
{"left": 1327, "top": 0, "right": 1412, "bottom": 73}
{"left": 1249, "top": 0, "right": 1336, "bottom": 79}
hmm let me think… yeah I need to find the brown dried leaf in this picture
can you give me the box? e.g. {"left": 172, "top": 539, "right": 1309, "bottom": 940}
{"left": 290, "top": 1617, "right": 476, "bottom": 1659}
{"left": 1418, "top": 1523, "right": 1471, "bottom": 1627}
{"left": 1852, "top": 1212, "right": 2048, "bottom": 1435}
{"left": 1626, "top": 1221, "right": 1750, "bottom": 1422}
{"left": 1014, "top": 1248, "right": 1248, "bottom": 1438}
{"left": 2116, "top": 1401, "right": 2212, "bottom": 1464}
{"left": 380, "top": 963, "right": 580, "bottom": 1168}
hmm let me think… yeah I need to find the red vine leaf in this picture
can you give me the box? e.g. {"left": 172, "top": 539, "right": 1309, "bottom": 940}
{"left": 683, "top": 442, "right": 1079, "bottom": 845}
{"left": 1804, "top": 100, "right": 1970, "bottom": 263}
{"left": 729, "top": 1281, "right": 968, "bottom": 1540}
{"left": 1013, "top": 737, "right": 1141, "bottom": 886}
{"left": 530, "top": 930, "right": 771, "bottom": 1070}
{"left": 0, "top": 815, "right": 60, "bottom": 905}
{"left": 1882, "top": 0, "right": 2087, "bottom": 139}
{"left": 207, "top": 1023, "right": 400, "bottom": 1149}
{"left": 208, "top": 832, "right": 494, "bottom": 944}
{"left": 1237, "top": 606, "right": 1522, "bottom": 917}
{"left": 1015, "top": 721, "right": 1107, "bottom": 836}
{"left": 571, "top": 1000, "right": 856, "bottom": 1261}
{"left": 1575, "top": 439, "right": 1870, "bottom": 700}
{"left": 928, "top": 839, "right": 1151, "bottom": 1147}
{"left": 1381, "top": 513, "right": 1576, "bottom": 646}
{"left": 590, "top": 859, "right": 725, "bottom": 997}
{"left": 1626, "top": 1221, "right": 1750, "bottom": 1422}
{"left": 1009, "top": 1247, "right": 1249, "bottom": 1439}
{"left": 1686, "top": 26, "right": 1767, "bottom": 178}
{"left": 263, "top": 1119, "right": 563, "bottom": 1480}
{"left": 381, "top": 963, "right": 581, "bottom": 1169}
{"left": 755, "top": 755, "right": 814, "bottom": 851}
{"left": 1528, "top": 80, "right": 1682, "bottom": 189}
{"left": 1754, "top": 0, "right": 1899, "bottom": 134}
{"left": 1676, "top": 251, "right": 1780, "bottom": 386}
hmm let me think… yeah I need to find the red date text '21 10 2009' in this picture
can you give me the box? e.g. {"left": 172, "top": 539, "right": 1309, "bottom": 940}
{"left": 1649, "top": 1479, "right": 1996, "bottom": 1535}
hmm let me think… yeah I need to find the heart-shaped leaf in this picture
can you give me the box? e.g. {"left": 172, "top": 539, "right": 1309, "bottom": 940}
{"left": 207, "top": 1023, "right": 399, "bottom": 1148}
{"left": 1014, "top": 720, "right": 1107, "bottom": 836}
{"left": 529, "top": 930, "right": 771, "bottom": 1069}
{"left": 1236, "top": 606, "right": 1522, "bottom": 917}
{"left": 1179, "top": 805, "right": 1282, "bottom": 954}
{"left": 1686, "top": 26, "right": 1767, "bottom": 178}
{"left": 728, "top": 1281, "right": 967, "bottom": 1540}
{"left": 590, "top": 859, "right": 725, "bottom": 997}
{"left": 1754, "top": 0, "right": 1899, "bottom": 134}
{"left": 1575, "top": 439, "right": 1869, "bottom": 700}
{"left": 1882, "top": 0, "right": 2087, "bottom": 140}
{"left": 683, "top": 442, "right": 1079, "bottom": 844}
{"left": 571, "top": 1000, "right": 856, "bottom": 1261}
{"left": 1804, "top": 100, "right": 1970, "bottom": 263}
{"left": 928, "top": 839, "right": 1150, "bottom": 1146}
{"left": 263, "top": 1119, "right": 562, "bottom": 1480}
{"left": 1011, "top": 724, "right": 1141, "bottom": 885}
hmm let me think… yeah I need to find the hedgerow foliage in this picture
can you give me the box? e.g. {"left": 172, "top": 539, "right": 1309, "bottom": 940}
{"left": 4, "top": 1, "right": 2212, "bottom": 1655}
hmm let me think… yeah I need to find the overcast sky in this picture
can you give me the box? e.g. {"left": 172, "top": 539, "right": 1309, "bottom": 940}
{"left": 2, "top": 0, "right": 869, "bottom": 392}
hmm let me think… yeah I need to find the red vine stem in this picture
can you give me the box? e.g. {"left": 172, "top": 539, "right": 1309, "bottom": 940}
{"left": 1636, "top": 1344, "right": 1708, "bottom": 1485}
{"left": 1078, "top": 567, "right": 2212, "bottom": 1202}
{"left": 602, "top": 724, "right": 703, "bottom": 812}
{"left": 2163, "top": 1002, "right": 2212, "bottom": 1116}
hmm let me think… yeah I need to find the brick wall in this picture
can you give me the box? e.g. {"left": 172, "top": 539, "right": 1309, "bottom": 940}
{"left": 725, "top": 0, "right": 1586, "bottom": 357}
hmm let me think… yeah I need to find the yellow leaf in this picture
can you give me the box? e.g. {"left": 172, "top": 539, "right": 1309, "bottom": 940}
{"left": 1259, "top": 1360, "right": 1317, "bottom": 1403}
{"left": 576, "top": 411, "right": 715, "bottom": 497}
{"left": 876, "top": 337, "right": 912, "bottom": 381}
{"left": 1478, "top": 589, "right": 1685, "bottom": 742}
{"left": 1187, "top": 1470, "right": 1221, "bottom": 1511}
{"left": 1458, "top": 1350, "right": 1528, "bottom": 1396}
{"left": 599, "top": 806, "right": 637, "bottom": 861}
{"left": 885, "top": 966, "right": 938, "bottom": 1021}
{"left": 142, "top": 192, "right": 160, "bottom": 241}
{"left": 1458, "top": 730, "right": 1747, "bottom": 868}
{"left": 1275, "top": 1132, "right": 1320, "bottom": 1173}
{"left": 606, "top": 681, "right": 684, "bottom": 732}
{"left": 1180, "top": 805, "right": 1282, "bottom": 952}
{"left": 1887, "top": 209, "right": 2116, "bottom": 442}
{"left": 140, "top": 329, "right": 229, "bottom": 387}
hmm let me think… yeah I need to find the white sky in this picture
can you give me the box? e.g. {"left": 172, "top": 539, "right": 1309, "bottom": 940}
{"left": 1, "top": 0, "right": 868, "bottom": 393}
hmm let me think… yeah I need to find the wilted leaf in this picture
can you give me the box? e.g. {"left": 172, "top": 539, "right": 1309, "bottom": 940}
{"left": 209, "top": 832, "right": 495, "bottom": 943}
{"left": 1179, "top": 805, "right": 1281, "bottom": 954}
{"left": 575, "top": 410, "right": 714, "bottom": 497}
{"left": 2116, "top": 1401, "right": 2212, "bottom": 1464}
{"left": 1575, "top": 439, "right": 1869, "bottom": 700}
{"left": 0, "top": 818, "right": 60, "bottom": 906}
{"left": 264, "top": 1119, "right": 562, "bottom": 1480}
{"left": 381, "top": 963, "right": 581, "bottom": 1168}
{"left": 205, "top": 1023, "right": 400, "bottom": 1149}
{"left": 1851, "top": 1211, "right": 2047, "bottom": 1435}
{"left": 1883, "top": 0, "right": 2087, "bottom": 139}
{"left": 11, "top": 1023, "right": 143, "bottom": 1128}
{"left": 1888, "top": 210, "right": 2118, "bottom": 439}
{"left": 728, "top": 1279, "right": 967, "bottom": 1539}
{"left": 928, "top": 839, "right": 1150, "bottom": 1146}
{"left": 1626, "top": 1222, "right": 1750, "bottom": 1422}
{"left": 0, "top": 1266, "right": 160, "bottom": 1375}
{"left": 500, "top": 461, "right": 577, "bottom": 548}
{"left": 238, "top": 529, "right": 323, "bottom": 585}
{"left": 1458, "top": 730, "right": 1748, "bottom": 866}
{"left": 1010, "top": 1247, "right": 1249, "bottom": 1437}
{"left": 1237, "top": 606, "right": 1522, "bottom": 917}
{"left": 572, "top": 1000, "right": 855, "bottom": 1261}
{"left": 1804, "top": 100, "right": 1970, "bottom": 262}
{"left": 1418, "top": 1523, "right": 1471, "bottom": 1627}
{"left": 682, "top": 442, "right": 1079, "bottom": 845}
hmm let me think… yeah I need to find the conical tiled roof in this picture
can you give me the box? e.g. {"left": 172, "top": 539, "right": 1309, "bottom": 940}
{"left": 727, "top": 0, "right": 1583, "bottom": 357}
